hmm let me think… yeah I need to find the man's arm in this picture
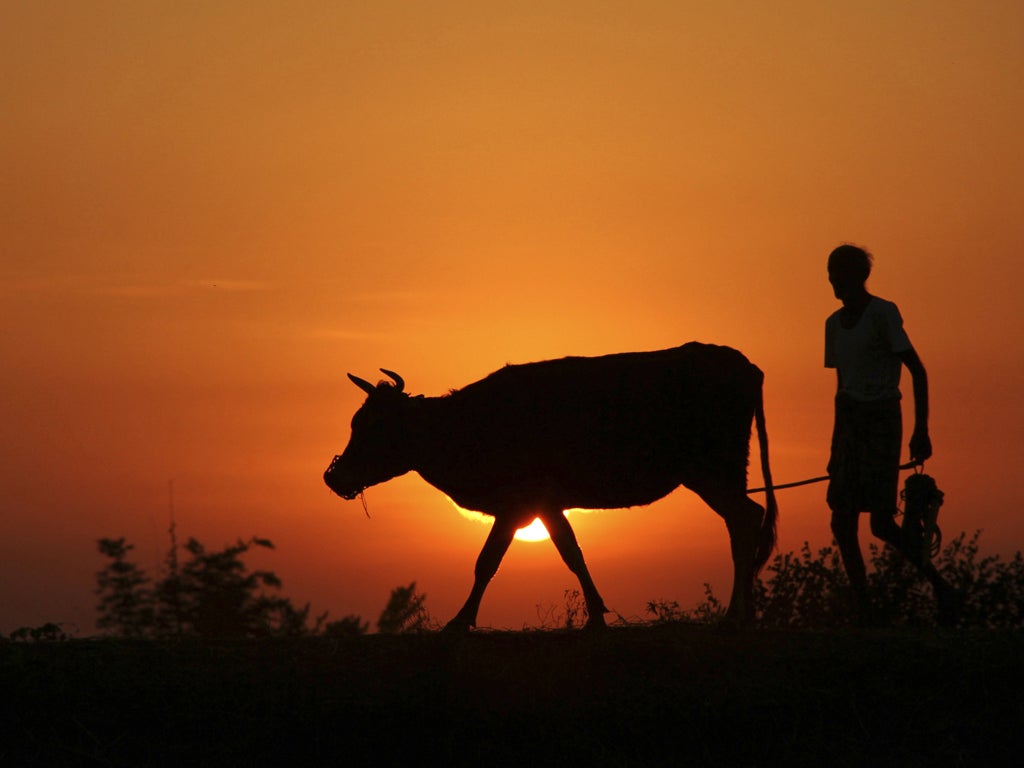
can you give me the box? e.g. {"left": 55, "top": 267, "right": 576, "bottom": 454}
{"left": 899, "top": 346, "right": 931, "bottom": 462}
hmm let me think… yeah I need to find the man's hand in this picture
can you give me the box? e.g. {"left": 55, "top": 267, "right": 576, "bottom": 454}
{"left": 909, "top": 428, "right": 932, "bottom": 464}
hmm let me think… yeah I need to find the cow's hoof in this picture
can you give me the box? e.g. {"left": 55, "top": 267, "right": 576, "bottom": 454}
{"left": 442, "top": 617, "right": 473, "bottom": 634}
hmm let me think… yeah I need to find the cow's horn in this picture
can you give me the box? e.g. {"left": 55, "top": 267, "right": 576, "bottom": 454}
{"left": 380, "top": 369, "right": 405, "bottom": 393}
{"left": 347, "top": 373, "right": 377, "bottom": 396}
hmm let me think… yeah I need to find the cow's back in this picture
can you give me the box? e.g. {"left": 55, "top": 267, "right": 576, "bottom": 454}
{"left": 431, "top": 343, "right": 762, "bottom": 510}
{"left": 458, "top": 343, "right": 759, "bottom": 418}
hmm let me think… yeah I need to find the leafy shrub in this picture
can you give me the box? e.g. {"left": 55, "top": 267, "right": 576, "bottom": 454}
{"left": 924, "top": 531, "right": 1024, "bottom": 628}
{"left": 684, "top": 530, "right": 1024, "bottom": 629}
{"left": 5, "top": 622, "right": 74, "bottom": 643}
{"left": 95, "top": 533, "right": 326, "bottom": 638}
{"left": 322, "top": 615, "right": 371, "bottom": 637}
{"left": 95, "top": 538, "right": 155, "bottom": 637}
{"left": 645, "top": 598, "right": 684, "bottom": 623}
{"left": 377, "top": 582, "right": 432, "bottom": 633}
{"left": 647, "top": 584, "right": 727, "bottom": 624}
{"left": 753, "top": 542, "right": 851, "bottom": 628}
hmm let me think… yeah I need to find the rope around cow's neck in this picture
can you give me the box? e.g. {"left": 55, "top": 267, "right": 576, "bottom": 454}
{"left": 747, "top": 460, "right": 922, "bottom": 494}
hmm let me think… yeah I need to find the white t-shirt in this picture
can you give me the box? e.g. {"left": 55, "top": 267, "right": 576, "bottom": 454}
{"left": 825, "top": 297, "right": 912, "bottom": 402}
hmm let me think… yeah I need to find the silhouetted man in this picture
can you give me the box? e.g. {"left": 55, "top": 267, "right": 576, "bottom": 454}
{"left": 825, "top": 244, "right": 957, "bottom": 624}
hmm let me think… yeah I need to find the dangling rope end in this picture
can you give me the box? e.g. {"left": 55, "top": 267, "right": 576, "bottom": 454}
{"left": 899, "top": 471, "right": 944, "bottom": 567}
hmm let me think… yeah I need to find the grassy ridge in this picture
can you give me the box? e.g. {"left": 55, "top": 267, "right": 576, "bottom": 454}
{"left": 3, "top": 625, "right": 1022, "bottom": 767}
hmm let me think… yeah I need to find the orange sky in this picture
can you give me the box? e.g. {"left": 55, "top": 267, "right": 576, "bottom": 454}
{"left": 3, "top": 1, "right": 1023, "bottom": 633}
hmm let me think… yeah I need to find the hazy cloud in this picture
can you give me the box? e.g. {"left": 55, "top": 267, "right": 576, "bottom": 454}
{"left": 0, "top": 274, "right": 274, "bottom": 299}
{"left": 192, "top": 279, "right": 274, "bottom": 293}
{"left": 304, "top": 327, "right": 390, "bottom": 342}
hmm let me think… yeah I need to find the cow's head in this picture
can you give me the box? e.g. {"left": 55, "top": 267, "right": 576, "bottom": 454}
{"left": 324, "top": 369, "right": 417, "bottom": 500}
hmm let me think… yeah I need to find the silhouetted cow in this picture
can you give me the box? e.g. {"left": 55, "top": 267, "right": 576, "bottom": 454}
{"left": 324, "top": 342, "right": 777, "bottom": 630}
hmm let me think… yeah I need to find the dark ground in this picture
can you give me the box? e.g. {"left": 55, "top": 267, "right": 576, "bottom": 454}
{"left": 2, "top": 624, "right": 1021, "bottom": 767}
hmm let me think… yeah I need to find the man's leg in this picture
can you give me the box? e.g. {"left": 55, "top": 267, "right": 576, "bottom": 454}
{"left": 831, "top": 508, "right": 870, "bottom": 618}
{"left": 869, "top": 509, "right": 962, "bottom": 625}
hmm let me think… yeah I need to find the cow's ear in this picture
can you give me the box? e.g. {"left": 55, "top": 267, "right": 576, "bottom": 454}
{"left": 348, "top": 373, "right": 376, "bottom": 396}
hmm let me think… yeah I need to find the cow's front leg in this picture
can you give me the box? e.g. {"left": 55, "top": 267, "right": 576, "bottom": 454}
{"left": 444, "top": 514, "right": 518, "bottom": 632}
{"left": 541, "top": 509, "right": 608, "bottom": 630}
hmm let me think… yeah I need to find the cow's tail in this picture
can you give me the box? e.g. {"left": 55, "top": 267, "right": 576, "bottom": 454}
{"left": 753, "top": 381, "right": 777, "bottom": 575}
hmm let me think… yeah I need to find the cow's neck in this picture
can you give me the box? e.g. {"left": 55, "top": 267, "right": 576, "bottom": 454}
{"left": 404, "top": 395, "right": 476, "bottom": 495}
{"left": 401, "top": 395, "right": 444, "bottom": 466}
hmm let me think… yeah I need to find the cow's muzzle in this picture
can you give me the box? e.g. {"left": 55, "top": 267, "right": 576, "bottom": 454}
{"left": 324, "top": 455, "right": 363, "bottom": 500}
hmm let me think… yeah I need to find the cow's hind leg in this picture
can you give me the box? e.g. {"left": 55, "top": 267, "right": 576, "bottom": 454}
{"left": 445, "top": 514, "right": 519, "bottom": 632}
{"left": 694, "top": 486, "right": 767, "bottom": 626}
{"left": 540, "top": 509, "right": 609, "bottom": 630}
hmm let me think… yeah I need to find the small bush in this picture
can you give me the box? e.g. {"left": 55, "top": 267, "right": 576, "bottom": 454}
{"left": 95, "top": 533, "right": 328, "bottom": 639}
{"left": 377, "top": 582, "right": 432, "bottom": 634}
{"left": 534, "top": 588, "right": 589, "bottom": 629}
{"left": 6, "top": 622, "right": 74, "bottom": 643}
{"left": 686, "top": 530, "right": 1024, "bottom": 629}
{"left": 323, "top": 615, "right": 371, "bottom": 637}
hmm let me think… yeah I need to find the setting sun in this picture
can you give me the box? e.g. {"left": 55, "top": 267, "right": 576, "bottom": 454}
{"left": 448, "top": 498, "right": 562, "bottom": 542}
{"left": 514, "top": 518, "right": 551, "bottom": 542}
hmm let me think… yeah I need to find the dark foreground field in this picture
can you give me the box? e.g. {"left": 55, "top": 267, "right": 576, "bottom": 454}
{"left": 3, "top": 624, "right": 1022, "bottom": 767}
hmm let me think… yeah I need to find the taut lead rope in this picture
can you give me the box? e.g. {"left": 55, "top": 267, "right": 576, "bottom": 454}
{"left": 747, "top": 460, "right": 921, "bottom": 494}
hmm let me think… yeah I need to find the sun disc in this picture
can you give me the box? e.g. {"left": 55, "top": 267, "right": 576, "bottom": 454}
{"left": 449, "top": 497, "right": 558, "bottom": 543}
{"left": 514, "top": 517, "right": 550, "bottom": 542}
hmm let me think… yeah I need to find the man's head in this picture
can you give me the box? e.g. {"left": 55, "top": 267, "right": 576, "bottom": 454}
{"left": 828, "top": 244, "right": 872, "bottom": 301}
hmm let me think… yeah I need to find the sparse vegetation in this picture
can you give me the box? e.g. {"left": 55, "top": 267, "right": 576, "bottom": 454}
{"left": 94, "top": 532, "right": 328, "bottom": 638}
{"left": 2, "top": 528, "right": 1024, "bottom": 764}
{"left": 2, "top": 527, "right": 1019, "bottom": 645}
{"left": 4, "top": 621, "right": 75, "bottom": 643}
{"left": 95, "top": 538, "right": 155, "bottom": 636}
{"left": 535, "top": 588, "right": 587, "bottom": 629}
{"left": 647, "top": 583, "right": 727, "bottom": 624}
{"left": 91, "top": 528, "right": 429, "bottom": 640}
{"left": 376, "top": 581, "right": 432, "bottom": 633}
{"left": 321, "top": 614, "right": 370, "bottom": 637}
{"left": 680, "top": 530, "right": 1024, "bottom": 629}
